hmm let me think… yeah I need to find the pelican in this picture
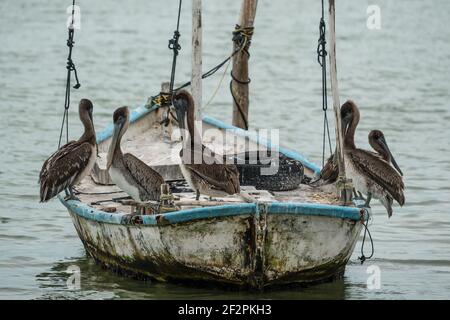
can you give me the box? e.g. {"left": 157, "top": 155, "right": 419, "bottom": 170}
{"left": 107, "top": 107, "right": 164, "bottom": 202}
{"left": 173, "top": 90, "right": 240, "bottom": 200}
{"left": 39, "top": 99, "right": 97, "bottom": 202}
{"left": 310, "top": 153, "right": 339, "bottom": 186}
{"left": 341, "top": 100, "right": 405, "bottom": 217}
{"left": 368, "top": 130, "right": 403, "bottom": 176}
{"left": 313, "top": 129, "right": 403, "bottom": 186}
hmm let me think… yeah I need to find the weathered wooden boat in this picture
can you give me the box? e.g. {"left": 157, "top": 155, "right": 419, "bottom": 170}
{"left": 56, "top": 0, "right": 370, "bottom": 290}
{"left": 59, "top": 103, "right": 367, "bottom": 289}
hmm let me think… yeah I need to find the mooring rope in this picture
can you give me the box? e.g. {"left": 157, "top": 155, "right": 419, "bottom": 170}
{"left": 317, "top": 0, "right": 333, "bottom": 167}
{"left": 58, "top": 0, "right": 81, "bottom": 149}
{"left": 358, "top": 209, "right": 374, "bottom": 264}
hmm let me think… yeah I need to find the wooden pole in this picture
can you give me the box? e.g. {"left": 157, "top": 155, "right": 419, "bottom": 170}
{"left": 192, "top": 0, "right": 202, "bottom": 121}
{"left": 328, "top": 0, "right": 352, "bottom": 204}
{"left": 231, "top": 0, "right": 257, "bottom": 130}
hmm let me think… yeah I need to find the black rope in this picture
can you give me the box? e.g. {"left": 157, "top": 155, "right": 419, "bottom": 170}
{"left": 150, "top": 28, "right": 251, "bottom": 125}
{"left": 229, "top": 25, "right": 254, "bottom": 131}
{"left": 317, "top": 0, "right": 332, "bottom": 166}
{"left": 151, "top": 20, "right": 253, "bottom": 129}
{"left": 58, "top": 0, "right": 81, "bottom": 149}
{"left": 168, "top": 0, "right": 183, "bottom": 97}
{"left": 358, "top": 210, "right": 374, "bottom": 264}
{"left": 174, "top": 48, "right": 238, "bottom": 92}
{"left": 230, "top": 71, "right": 250, "bottom": 130}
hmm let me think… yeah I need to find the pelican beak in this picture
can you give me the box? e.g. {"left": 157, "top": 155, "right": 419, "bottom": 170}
{"left": 174, "top": 99, "right": 186, "bottom": 130}
{"left": 107, "top": 119, "right": 124, "bottom": 169}
{"left": 379, "top": 136, "right": 403, "bottom": 176}
{"left": 341, "top": 117, "right": 348, "bottom": 136}
{"left": 88, "top": 107, "right": 93, "bottom": 124}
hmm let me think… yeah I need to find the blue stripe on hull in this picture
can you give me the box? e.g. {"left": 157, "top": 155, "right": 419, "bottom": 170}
{"left": 60, "top": 194, "right": 362, "bottom": 225}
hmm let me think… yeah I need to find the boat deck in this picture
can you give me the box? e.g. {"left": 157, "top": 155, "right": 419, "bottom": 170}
{"left": 75, "top": 174, "right": 340, "bottom": 215}
{"left": 75, "top": 108, "right": 343, "bottom": 216}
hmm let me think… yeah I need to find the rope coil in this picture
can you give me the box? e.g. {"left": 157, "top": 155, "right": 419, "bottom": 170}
{"left": 232, "top": 24, "right": 254, "bottom": 55}
{"left": 147, "top": 92, "right": 172, "bottom": 108}
{"left": 358, "top": 209, "right": 374, "bottom": 264}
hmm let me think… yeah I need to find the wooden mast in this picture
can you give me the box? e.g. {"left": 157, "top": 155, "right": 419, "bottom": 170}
{"left": 231, "top": 0, "right": 257, "bottom": 130}
{"left": 328, "top": 0, "right": 352, "bottom": 204}
{"left": 191, "top": 0, "right": 202, "bottom": 121}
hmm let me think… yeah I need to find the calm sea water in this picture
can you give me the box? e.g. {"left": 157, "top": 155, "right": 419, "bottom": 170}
{"left": 1, "top": 0, "right": 450, "bottom": 299}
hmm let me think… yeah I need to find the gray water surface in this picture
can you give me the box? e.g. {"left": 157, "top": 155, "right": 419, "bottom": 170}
{"left": 1, "top": 0, "right": 450, "bottom": 299}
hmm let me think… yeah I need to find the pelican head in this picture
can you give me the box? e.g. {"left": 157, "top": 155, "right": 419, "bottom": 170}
{"left": 173, "top": 90, "right": 193, "bottom": 132}
{"left": 340, "top": 100, "right": 359, "bottom": 133}
{"left": 79, "top": 98, "right": 94, "bottom": 126}
{"left": 78, "top": 99, "right": 96, "bottom": 142}
{"left": 369, "top": 130, "right": 403, "bottom": 176}
{"left": 340, "top": 100, "right": 361, "bottom": 149}
{"left": 107, "top": 106, "right": 129, "bottom": 169}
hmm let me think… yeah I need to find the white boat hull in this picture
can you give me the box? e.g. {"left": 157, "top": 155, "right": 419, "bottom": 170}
{"left": 65, "top": 201, "right": 363, "bottom": 289}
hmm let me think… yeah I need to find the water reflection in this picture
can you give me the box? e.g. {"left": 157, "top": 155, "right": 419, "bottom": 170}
{"left": 36, "top": 254, "right": 349, "bottom": 300}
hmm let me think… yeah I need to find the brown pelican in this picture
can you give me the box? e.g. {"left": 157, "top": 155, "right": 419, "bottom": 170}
{"left": 310, "top": 153, "right": 339, "bottom": 186}
{"left": 39, "top": 99, "right": 97, "bottom": 202}
{"left": 341, "top": 100, "right": 405, "bottom": 217}
{"left": 368, "top": 130, "right": 403, "bottom": 176}
{"left": 107, "top": 106, "right": 164, "bottom": 202}
{"left": 313, "top": 129, "right": 403, "bottom": 186}
{"left": 173, "top": 90, "right": 240, "bottom": 200}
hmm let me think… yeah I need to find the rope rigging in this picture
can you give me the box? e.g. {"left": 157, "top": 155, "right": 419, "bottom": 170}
{"left": 317, "top": 0, "right": 333, "bottom": 166}
{"left": 230, "top": 24, "right": 254, "bottom": 131}
{"left": 148, "top": 22, "right": 254, "bottom": 123}
{"left": 58, "top": 0, "right": 81, "bottom": 149}
{"left": 168, "top": 0, "right": 183, "bottom": 98}
{"left": 358, "top": 210, "right": 374, "bottom": 264}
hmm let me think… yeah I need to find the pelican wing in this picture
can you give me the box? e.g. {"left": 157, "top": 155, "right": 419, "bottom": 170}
{"left": 320, "top": 153, "right": 339, "bottom": 184}
{"left": 349, "top": 149, "right": 405, "bottom": 205}
{"left": 122, "top": 153, "right": 164, "bottom": 200}
{"left": 184, "top": 163, "right": 240, "bottom": 195}
{"left": 39, "top": 141, "right": 93, "bottom": 202}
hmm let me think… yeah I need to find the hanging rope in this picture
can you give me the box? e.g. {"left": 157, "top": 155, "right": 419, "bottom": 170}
{"left": 148, "top": 27, "right": 252, "bottom": 111}
{"left": 358, "top": 209, "right": 374, "bottom": 264}
{"left": 230, "top": 24, "right": 254, "bottom": 130}
{"left": 203, "top": 57, "right": 231, "bottom": 110}
{"left": 317, "top": 0, "right": 332, "bottom": 166}
{"left": 168, "top": 0, "right": 183, "bottom": 97}
{"left": 58, "top": 0, "right": 81, "bottom": 149}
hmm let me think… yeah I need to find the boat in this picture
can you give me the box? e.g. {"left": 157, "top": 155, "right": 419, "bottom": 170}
{"left": 57, "top": 0, "right": 369, "bottom": 290}
{"left": 59, "top": 103, "right": 367, "bottom": 289}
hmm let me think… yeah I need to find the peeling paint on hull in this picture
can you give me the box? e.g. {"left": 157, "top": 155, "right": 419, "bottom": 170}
{"left": 66, "top": 206, "right": 363, "bottom": 290}
{"left": 61, "top": 108, "right": 366, "bottom": 290}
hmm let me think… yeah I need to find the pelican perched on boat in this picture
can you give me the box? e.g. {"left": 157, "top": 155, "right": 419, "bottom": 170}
{"left": 173, "top": 90, "right": 240, "bottom": 200}
{"left": 39, "top": 99, "right": 97, "bottom": 202}
{"left": 310, "top": 153, "right": 339, "bottom": 186}
{"left": 312, "top": 129, "right": 403, "bottom": 186}
{"left": 341, "top": 100, "right": 405, "bottom": 217}
{"left": 107, "top": 107, "right": 164, "bottom": 202}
